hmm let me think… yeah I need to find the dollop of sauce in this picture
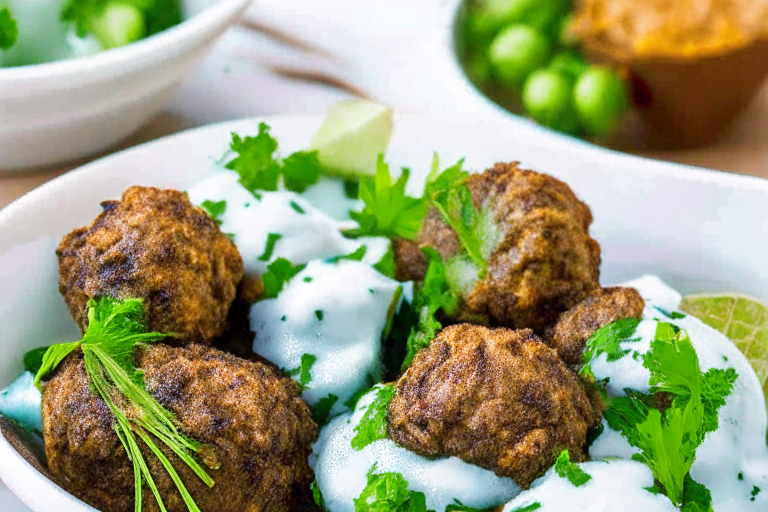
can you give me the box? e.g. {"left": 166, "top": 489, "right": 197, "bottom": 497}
{"left": 313, "top": 386, "right": 521, "bottom": 512}
{"left": 251, "top": 260, "right": 400, "bottom": 413}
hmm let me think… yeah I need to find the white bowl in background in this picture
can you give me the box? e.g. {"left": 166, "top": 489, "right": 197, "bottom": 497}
{"left": 0, "top": 0, "right": 253, "bottom": 172}
{"left": 1, "top": 113, "right": 767, "bottom": 511}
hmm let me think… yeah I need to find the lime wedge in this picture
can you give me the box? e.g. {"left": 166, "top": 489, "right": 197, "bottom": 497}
{"left": 680, "top": 294, "right": 768, "bottom": 405}
{"left": 310, "top": 100, "right": 393, "bottom": 178}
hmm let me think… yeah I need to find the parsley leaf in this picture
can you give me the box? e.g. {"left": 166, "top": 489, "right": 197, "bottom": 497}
{"left": 653, "top": 306, "right": 687, "bottom": 320}
{"left": 33, "top": 298, "right": 211, "bottom": 512}
{"left": 313, "top": 394, "right": 339, "bottom": 427}
{"left": 351, "top": 384, "right": 396, "bottom": 450}
{"left": 401, "top": 249, "right": 460, "bottom": 370}
{"left": 373, "top": 245, "right": 396, "bottom": 278}
{"left": 258, "top": 233, "right": 283, "bottom": 262}
{"left": 23, "top": 347, "right": 50, "bottom": 375}
{"left": 328, "top": 245, "right": 367, "bottom": 263}
{"left": 354, "top": 465, "right": 429, "bottom": 512}
{"left": 554, "top": 450, "right": 592, "bottom": 487}
{"left": 424, "top": 155, "right": 491, "bottom": 276}
{"left": 226, "top": 123, "right": 321, "bottom": 196}
{"left": 261, "top": 258, "right": 306, "bottom": 299}
{"left": 61, "top": 0, "right": 107, "bottom": 38}
{"left": 0, "top": 8, "right": 18, "bottom": 50}
{"left": 580, "top": 318, "right": 642, "bottom": 381}
{"left": 681, "top": 474, "right": 713, "bottom": 512}
{"left": 445, "top": 499, "right": 494, "bottom": 512}
{"left": 347, "top": 156, "right": 429, "bottom": 241}
{"left": 200, "top": 199, "right": 227, "bottom": 225}
{"left": 312, "top": 480, "right": 328, "bottom": 511}
{"left": 603, "top": 322, "right": 737, "bottom": 507}
{"left": 287, "top": 354, "right": 316, "bottom": 390}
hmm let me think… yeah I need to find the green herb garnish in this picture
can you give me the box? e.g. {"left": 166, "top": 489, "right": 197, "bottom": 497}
{"left": 373, "top": 246, "right": 396, "bottom": 279}
{"left": 289, "top": 200, "right": 306, "bottom": 214}
{"left": 0, "top": 8, "right": 18, "bottom": 50}
{"left": 226, "top": 123, "right": 321, "bottom": 195}
{"left": 200, "top": 199, "right": 227, "bottom": 225}
{"left": 312, "top": 480, "right": 328, "bottom": 511}
{"left": 313, "top": 394, "right": 339, "bottom": 427}
{"left": 401, "top": 249, "right": 460, "bottom": 370}
{"left": 445, "top": 499, "right": 494, "bottom": 512}
{"left": 328, "top": 245, "right": 367, "bottom": 263}
{"left": 261, "top": 258, "right": 306, "bottom": 299}
{"left": 23, "top": 347, "right": 50, "bottom": 375}
{"left": 346, "top": 156, "right": 429, "bottom": 241}
{"left": 509, "top": 504, "right": 541, "bottom": 512}
{"left": 286, "top": 354, "right": 316, "bottom": 391}
{"left": 354, "top": 464, "right": 429, "bottom": 512}
{"left": 603, "top": 322, "right": 737, "bottom": 507}
{"left": 580, "top": 318, "right": 642, "bottom": 381}
{"left": 554, "top": 450, "right": 591, "bottom": 487}
{"left": 351, "top": 384, "right": 396, "bottom": 450}
{"left": 34, "top": 298, "right": 213, "bottom": 512}
{"left": 258, "top": 233, "right": 283, "bottom": 262}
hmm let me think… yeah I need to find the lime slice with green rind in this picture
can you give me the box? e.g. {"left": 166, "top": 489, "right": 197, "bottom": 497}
{"left": 680, "top": 294, "right": 768, "bottom": 407}
{"left": 310, "top": 100, "right": 393, "bottom": 178}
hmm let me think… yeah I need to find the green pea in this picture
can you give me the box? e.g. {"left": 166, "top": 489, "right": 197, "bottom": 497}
{"left": 573, "top": 67, "right": 629, "bottom": 137}
{"left": 471, "top": 0, "right": 540, "bottom": 38}
{"left": 91, "top": 1, "right": 146, "bottom": 49}
{"left": 488, "top": 25, "right": 551, "bottom": 88}
{"left": 523, "top": 69, "right": 580, "bottom": 134}
{"left": 549, "top": 51, "right": 589, "bottom": 80}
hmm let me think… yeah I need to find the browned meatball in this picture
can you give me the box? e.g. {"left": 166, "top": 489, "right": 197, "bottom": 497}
{"left": 57, "top": 186, "right": 243, "bottom": 344}
{"left": 42, "top": 344, "right": 317, "bottom": 512}
{"left": 396, "top": 162, "right": 602, "bottom": 332}
{"left": 545, "top": 287, "right": 646, "bottom": 366}
{"left": 387, "top": 324, "right": 603, "bottom": 488}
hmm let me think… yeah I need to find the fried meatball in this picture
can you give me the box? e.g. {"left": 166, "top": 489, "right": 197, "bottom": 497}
{"left": 388, "top": 324, "right": 602, "bottom": 488}
{"left": 545, "top": 287, "right": 645, "bottom": 366}
{"left": 42, "top": 344, "right": 317, "bottom": 512}
{"left": 396, "top": 162, "right": 601, "bottom": 331}
{"left": 57, "top": 186, "right": 243, "bottom": 344}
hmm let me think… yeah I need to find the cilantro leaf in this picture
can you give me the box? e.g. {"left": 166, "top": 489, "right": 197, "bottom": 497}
{"left": 445, "top": 499, "right": 494, "bottom": 512}
{"left": 580, "top": 318, "right": 642, "bottom": 380}
{"left": 653, "top": 306, "right": 687, "bottom": 320}
{"left": 23, "top": 347, "right": 50, "bottom": 375}
{"left": 0, "top": 8, "right": 18, "bottom": 50}
{"left": 328, "top": 245, "right": 367, "bottom": 263}
{"left": 401, "top": 249, "right": 460, "bottom": 370}
{"left": 61, "top": 0, "right": 106, "bottom": 37}
{"left": 200, "top": 199, "right": 227, "bottom": 225}
{"left": 226, "top": 123, "right": 321, "bottom": 196}
{"left": 681, "top": 474, "right": 713, "bottom": 512}
{"left": 508, "top": 504, "right": 541, "bottom": 512}
{"left": 140, "top": 0, "right": 182, "bottom": 36}
{"left": 313, "top": 393, "right": 339, "bottom": 427}
{"left": 287, "top": 354, "right": 316, "bottom": 390}
{"left": 354, "top": 465, "right": 429, "bottom": 512}
{"left": 424, "top": 156, "right": 491, "bottom": 277}
{"left": 261, "top": 258, "right": 306, "bottom": 299}
{"left": 281, "top": 150, "right": 322, "bottom": 193}
{"left": 351, "top": 384, "right": 396, "bottom": 450}
{"left": 258, "top": 233, "right": 283, "bottom": 262}
{"left": 373, "top": 245, "right": 396, "bottom": 278}
{"left": 347, "top": 156, "right": 429, "bottom": 241}
{"left": 603, "top": 322, "right": 737, "bottom": 507}
{"left": 554, "top": 450, "right": 592, "bottom": 487}
{"left": 312, "top": 480, "right": 328, "bottom": 512}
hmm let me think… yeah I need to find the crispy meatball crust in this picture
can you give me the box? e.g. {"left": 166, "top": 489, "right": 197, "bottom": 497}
{"left": 42, "top": 344, "right": 317, "bottom": 512}
{"left": 545, "top": 287, "right": 646, "bottom": 366}
{"left": 388, "top": 324, "right": 602, "bottom": 488}
{"left": 57, "top": 186, "right": 243, "bottom": 344}
{"left": 397, "top": 162, "right": 602, "bottom": 331}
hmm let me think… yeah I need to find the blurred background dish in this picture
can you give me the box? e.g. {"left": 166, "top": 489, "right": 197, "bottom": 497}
{"left": 0, "top": 0, "right": 253, "bottom": 171}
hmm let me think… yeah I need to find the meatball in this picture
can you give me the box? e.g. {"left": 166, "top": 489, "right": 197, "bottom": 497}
{"left": 42, "top": 344, "right": 317, "bottom": 512}
{"left": 387, "top": 324, "right": 603, "bottom": 488}
{"left": 57, "top": 186, "right": 243, "bottom": 344}
{"left": 544, "top": 287, "right": 646, "bottom": 366}
{"left": 396, "top": 162, "right": 601, "bottom": 332}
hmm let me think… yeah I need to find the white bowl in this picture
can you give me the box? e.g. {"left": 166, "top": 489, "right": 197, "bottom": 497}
{"left": 1, "top": 113, "right": 767, "bottom": 511}
{"left": 0, "top": 0, "right": 253, "bottom": 172}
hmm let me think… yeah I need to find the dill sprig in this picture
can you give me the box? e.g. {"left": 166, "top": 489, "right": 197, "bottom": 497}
{"left": 35, "top": 298, "right": 214, "bottom": 512}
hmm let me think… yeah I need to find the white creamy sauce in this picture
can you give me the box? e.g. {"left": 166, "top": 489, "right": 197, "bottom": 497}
{"left": 587, "top": 275, "right": 768, "bottom": 511}
{"left": 0, "top": 372, "right": 42, "bottom": 433}
{"left": 502, "top": 460, "right": 678, "bottom": 512}
{"left": 250, "top": 260, "right": 400, "bottom": 414}
{"left": 313, "top": 387, "right": 520, "bottom": 512}
{"left": 187, "top": 170, "right": 388, "bottom": 278}
{"left": 301, "top": 177, "right": 363, "bottom": 221}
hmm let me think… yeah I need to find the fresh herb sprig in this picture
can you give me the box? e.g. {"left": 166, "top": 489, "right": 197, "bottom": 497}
{"left": 34, "top": 298, "right": 214, "bottom": 512}
{"left": 227, "top": 123, "right": 321, "bottom": 196}
{"left": 354, "top": 464, "right": 430, "bottom": 512}
{"left": 0, "top": 8, "right": 18, "bottom": 50}
{"left": 351, "top": 384, "right": 396, "bottom": 450}
{"left": 599, "top": 321, "right": 738, "bottom": 508}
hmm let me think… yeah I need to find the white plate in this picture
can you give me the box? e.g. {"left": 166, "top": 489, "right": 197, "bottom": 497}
{"left": 0, "top": 113, "right": 767, "bottom": 512}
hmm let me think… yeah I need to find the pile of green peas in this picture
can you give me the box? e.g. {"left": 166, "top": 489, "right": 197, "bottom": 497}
{"left": 461, "top": 0, "right": 630, "bottom": 138}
